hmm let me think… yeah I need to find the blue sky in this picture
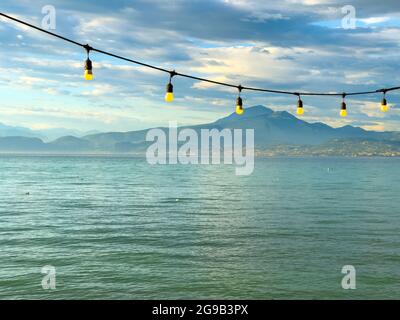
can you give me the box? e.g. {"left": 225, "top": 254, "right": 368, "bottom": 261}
{"left": 1, "top": 0, "right": 400, "bottom": 132}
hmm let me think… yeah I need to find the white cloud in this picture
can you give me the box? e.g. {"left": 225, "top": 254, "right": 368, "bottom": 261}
{"left": 359, "top": 17, "right": 390, "bottom": 24}
{"left": 1, "top": 0, "right": 400, "bottom": 132}
{"left": 81, "top": 83, "right": 117, "bottom": 97}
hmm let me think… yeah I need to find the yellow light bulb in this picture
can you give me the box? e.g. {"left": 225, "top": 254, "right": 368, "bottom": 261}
{"left": 84, "top": 69, "right": 93, "bottom": 81}
{"left": 236, "top": 105, "right": 244, "bottom": 115}
{"left": 235, "top": 95, "right": 244, "bottom": 115}
{"left": 381, "top": 98, "right": 389, "bottom": 113}
{"left": 296, "top": 97, "right": 304, "bottom": 116}
{"left": 165, "top": 92, "right": 174, "bottom": 102}
{"left": 165, "top": 82, "right": 174, "bottom": 102}
{"left": 340, "top": 100, "right": 347, "bottom": 117}
{"left": 84, "top": 58, "right": 93, "bottom": 81}
{"left": 297, "top": 107, "right": 304, "bottom": 115}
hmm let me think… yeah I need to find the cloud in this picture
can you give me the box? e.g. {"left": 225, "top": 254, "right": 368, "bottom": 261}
{"left": 359, "top": 17, "right": 390, "bottom": 24}
{"left": 0, "top": 0, "right": 400, "bottom": 132}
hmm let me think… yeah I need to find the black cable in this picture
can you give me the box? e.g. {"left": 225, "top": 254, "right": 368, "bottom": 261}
{"left": 0, "top": 12, "right": 399, "bottom": 98}
{"left": 0, "top": 12, "right": 83, "bottom": 48}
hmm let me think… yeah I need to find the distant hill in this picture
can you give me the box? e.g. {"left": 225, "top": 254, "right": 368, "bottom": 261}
{"left": 0, "top": 136, "right": 47, "bottom": 151}
{"left": 0, "top": 106, "right": 399, "bottom": 156}
{"left": 0, "top": 122, "right": 99, "bottom": 142}
{"left": 0, "top": 123, "right": 45, "bottom": 140}
{"left": 39, "top": 128, "right": 101, "bottom": 142}
{"left": 48, "top": 136, "right": 93, "bottom": 152}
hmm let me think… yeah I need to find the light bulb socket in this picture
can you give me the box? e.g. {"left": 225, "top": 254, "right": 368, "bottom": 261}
{"left": 297, "top": 99, "right": 303, "bottom": 109}
{"left": 166, "top": 82, "right": 173, "bottom": 93}
{"left": 85, "top": 58, "right": 92, "bottom": 71}
{"left": 382, "top": 98, "right": 387, "bottom": 106}
{"left": 236, "top": 96, "right": 243, "bottom": 107}
{"left": 341, "top": 102, "right": 347, "bottom": 110}
{"left": 83, "top": 44, "right": 93, "bottom": 60}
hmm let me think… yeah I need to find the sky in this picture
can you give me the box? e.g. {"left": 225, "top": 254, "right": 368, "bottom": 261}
{"left": 1, "top": 0, "right": 400, "bottom": 133}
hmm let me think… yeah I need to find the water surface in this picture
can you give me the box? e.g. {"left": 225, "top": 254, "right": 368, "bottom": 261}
{"left": 0, "top": 156, "right": 399, "bottom": 299}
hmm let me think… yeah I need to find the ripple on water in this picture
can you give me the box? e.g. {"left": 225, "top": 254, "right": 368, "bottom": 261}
{"left": 0, "top": 156, "right": 400, "bottom": 299}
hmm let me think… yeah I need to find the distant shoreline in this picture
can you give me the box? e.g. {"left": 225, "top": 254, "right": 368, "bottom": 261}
{"left": 0, "top": 152, "right": 399, "bottom": 158}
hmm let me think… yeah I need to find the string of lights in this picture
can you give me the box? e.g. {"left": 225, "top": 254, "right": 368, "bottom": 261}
{"left": 0, "top": 12, "right": 398, "bottom": 116}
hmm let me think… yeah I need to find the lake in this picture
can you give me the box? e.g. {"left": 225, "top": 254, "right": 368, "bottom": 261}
{"left": 0, "top": 155, "right": 399, "bottom": 299}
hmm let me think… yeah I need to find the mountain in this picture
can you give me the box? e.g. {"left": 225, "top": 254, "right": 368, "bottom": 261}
{"left": 0, "top": 136, "right": 47, "bottom": 151}
{"left": 39, "top": 128, "right": 100, "bottom": 142}
{"left": 0, "top": 106, "right": 399, "bottom": 156}
{"left": 0, "top": 122, "right": 99, "bottom": 142}
{"left": 211, "top": 105, "right": 383, "bottom": 146}
{"left": 47, "top": 136, "right": 93, "bottom": 152}
{"left": 0, "top": 123, "right": 45, "bottom": 140}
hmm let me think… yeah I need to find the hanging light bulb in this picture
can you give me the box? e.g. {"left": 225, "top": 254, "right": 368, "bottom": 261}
{"left": 236, "top": 97, "right": 244, "bottom": 115}
{"left": 381, "top": 91, "right": 389, "bottom": 113}
{"left": 84, "top": 59, "right": 93, "bottom": 81}
{"left": 165, "top": 71, "right": 175, "bottom": 102}
{"left": 296, "top": 94, "right": 304, "bottom": 115}
{"left": 83, "top": 44, "right": 93, "bottom": 81}
{"left": 165, "top": 83, "right": 174, "bottom": 102}
{"left": 340, "top": 93, "right": 347, "bottom": 117}
{"left": 235, "top": 85, "right": 244, "bottom": 115}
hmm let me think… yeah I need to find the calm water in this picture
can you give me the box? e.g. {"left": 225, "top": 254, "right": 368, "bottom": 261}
{"left": 0, "top": 155, "right": 399, "bottom": 300}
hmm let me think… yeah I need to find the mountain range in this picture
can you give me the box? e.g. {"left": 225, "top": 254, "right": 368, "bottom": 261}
{"left": 0, "top": 105, "right": 399, "bottom": 156}
{"left": 0, "top": 123, "right": 99, "bottom": 142}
